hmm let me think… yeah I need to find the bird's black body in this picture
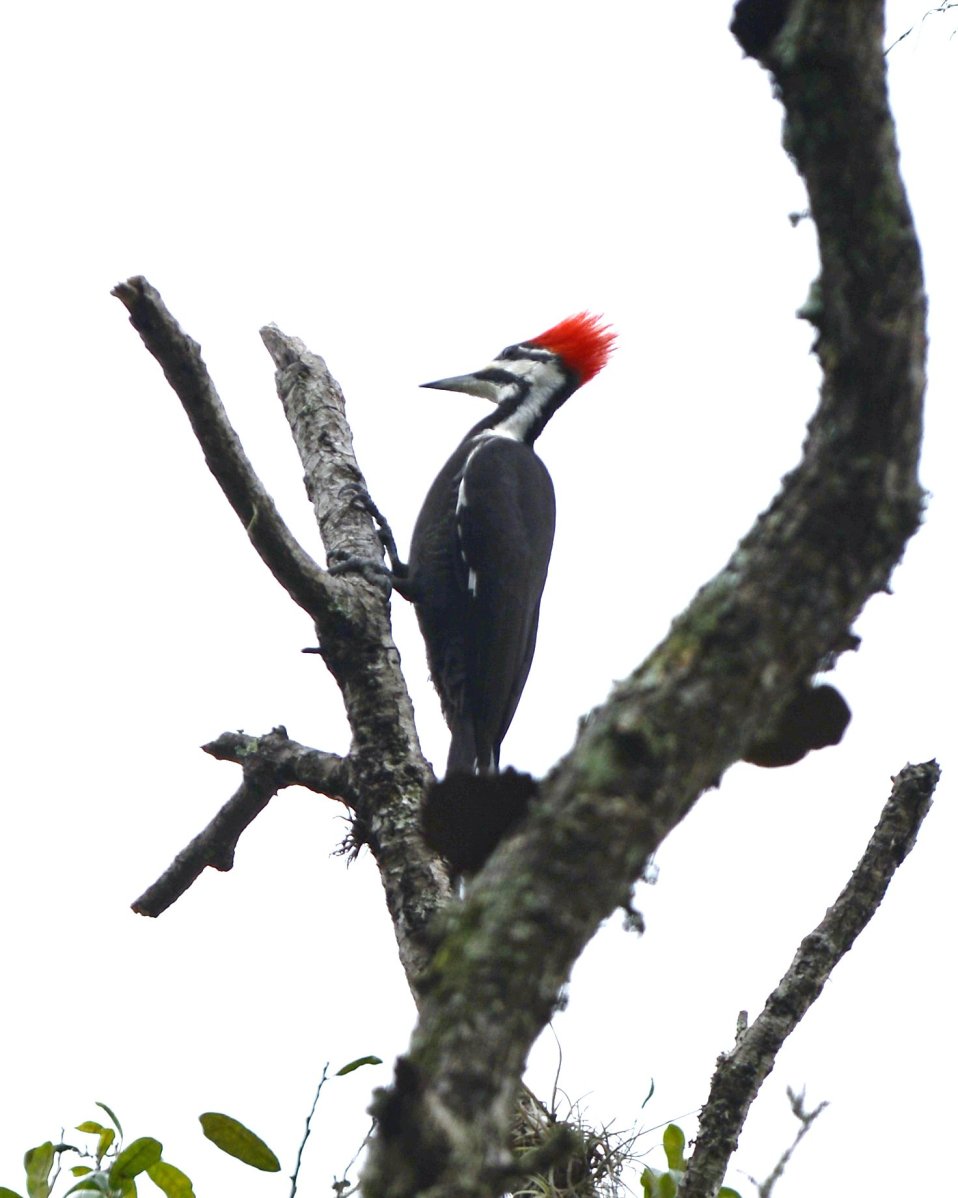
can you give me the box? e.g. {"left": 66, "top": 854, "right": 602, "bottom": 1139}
{"left": 396, "top": 314, "right": 615, "bottom": 775}
{"left": 377, "top": 312, "right": 849, "bottom": 781}
{"left": 408, "top": 430, "right": 556, "bottom": 773}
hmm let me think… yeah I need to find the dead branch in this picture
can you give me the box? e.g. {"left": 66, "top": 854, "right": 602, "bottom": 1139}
{"left": 114, "top": 1, "right": 932, "bottom": 1190}
{"left": 681, "top": 760, "right": 940, "bottom": 1198}
{"left": 111, "top": 277, "right": 330, "bottom": 618}
{"left": 114, "top": 282, "right": 447, "bottom": 984}
{"left": 130, "top": 729, "right": 353, "bottom": 917}
{"left": 204, "top": 728, "right": 356, "bottom": 801}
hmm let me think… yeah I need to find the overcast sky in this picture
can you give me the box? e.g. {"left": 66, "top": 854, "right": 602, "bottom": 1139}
{"left": 2, "top": 3, "right": 955, "bottom": 1196}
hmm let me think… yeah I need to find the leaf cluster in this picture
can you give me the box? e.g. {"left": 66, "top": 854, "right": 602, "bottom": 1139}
{"left": 2, "top": 1102, "right": 278, "bottom": 1198}
{"left": 2, "top": 1058, "right": 384, "bottom": 1198}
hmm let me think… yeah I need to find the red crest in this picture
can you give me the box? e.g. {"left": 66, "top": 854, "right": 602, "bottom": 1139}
{"left": 527, "top": 312, "right": 616, "bottom": 384}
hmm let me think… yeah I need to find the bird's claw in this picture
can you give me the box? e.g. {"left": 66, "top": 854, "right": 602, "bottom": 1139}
{"left": 338, "top": 482, "right": 405, "bottom": 573}
{"left": 327, "top": 553, "right": 394, "bottom": 595}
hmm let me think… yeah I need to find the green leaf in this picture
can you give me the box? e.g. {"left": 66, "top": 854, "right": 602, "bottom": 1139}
{"left": 24, "top": 1143, "right": 54, "bottom": 1198}
{"left": 70, "top": 1168, "right": 93, "bottom": 1178}
{"left": 95, "top": 1104, "right": 124, "bottom": 1139}
{"left": 198, "top": 1114, "right": 280, "bottom": 1172}
{"left": 146, "top": 1162, "right": 195, "bottom": 1198}
{"left": 62, "top": 1173, "right": 113, "bottom": 1197}
{"left": 718, "top": 1189, "right": 742, "bottom": 1198}
{"left": 662, "top": 1124, "right": 686, "bottom": 1172}
{"left": 110, "top": 1139, "right": 162, "bottom": 1182}
{"left": 336, "top": 1056, "right": 383, "bottom": 1076}
{"left": 0, "top": 1187, "right": 26, "bottom": 1198}
{"left": 640, "top": 1167, "right": 679, "bottom": 1198}
{"left": 75, "top": 1124, "right": 115, "bottom": 1163}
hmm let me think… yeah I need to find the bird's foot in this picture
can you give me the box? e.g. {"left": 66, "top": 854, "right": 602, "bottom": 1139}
{"left": 338, "top": 482, "right": 407, "bottom": 575}
{"left": 327, "top": 551, "right": 395, "bottom": 595}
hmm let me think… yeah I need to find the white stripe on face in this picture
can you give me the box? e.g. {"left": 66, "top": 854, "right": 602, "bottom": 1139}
{"left": 485, "top": 356, "right": 566, "bottom": 441}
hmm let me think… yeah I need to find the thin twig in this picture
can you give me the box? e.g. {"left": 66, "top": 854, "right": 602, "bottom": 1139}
{"left": 750, "top": 1088, "right": 828, "bottom": 1198}
{"left": 334, "top": 1120, "right": 377, "bottom": 1198}
{"left": 290, "top": 1064, "right": 329, "bottom": 1198}
{"left": 885, "top": 0, "right": 958, "bottom": 54}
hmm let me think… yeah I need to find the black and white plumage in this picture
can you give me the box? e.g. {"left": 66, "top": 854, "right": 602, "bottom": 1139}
{"left": 396, "top": 313, "right": 615, "bottom": 775}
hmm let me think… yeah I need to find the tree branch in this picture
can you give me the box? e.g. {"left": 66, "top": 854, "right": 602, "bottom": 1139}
{"left": 115, "top": 280, "right": 449, "bottom": 985}
{"left": 749, "top": 1088, "right": 828, "bottom": 1198}
{"left": 111, "top": 276, "right": 331, "bottom": 619}
{"left": 254, "top": 325, "right": 451, "bottom": 988}
{"left": 203, "top": 728, "right": 356, "bottom": 801}
{"left": 131, "top": 727, "right": 351, "bottom": 917}
{"left": 681, "top": 759, "right": 939, "bottom": 1198}
{"left": 359, "top": 3, "right": 929, "bottom": 1194}
{"left": 259, "top": 325, "right": 387, "bottom": 573}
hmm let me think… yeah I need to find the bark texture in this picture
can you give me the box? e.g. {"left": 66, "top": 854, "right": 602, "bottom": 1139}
{"left": 358, "top": 2, "right": 928, "bottom": 1194}
{"left": 113, "top": 1, "right": 930, "bottom": 1193}
{"left": 114, "top": 280, "right": 451, "bottom": 987}
{"left": 681, "top": 760, "right": 939, "bottom": 1198}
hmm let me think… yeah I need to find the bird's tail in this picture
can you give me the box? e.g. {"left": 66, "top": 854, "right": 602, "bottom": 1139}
{"left": 446, "top": 718, "right": 498, "bottom": 775}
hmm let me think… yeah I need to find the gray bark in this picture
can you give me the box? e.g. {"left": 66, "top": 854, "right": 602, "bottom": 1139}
{"left": 359, "top": 2, "right": 929, "bottom": 1193}
{"left": 113, "top": 1, "right": 931, "bottom": 1194}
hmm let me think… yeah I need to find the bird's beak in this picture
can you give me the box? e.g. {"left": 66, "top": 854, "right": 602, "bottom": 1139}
{"left": 421, "top": 371, "right": 501, "bottom": 404}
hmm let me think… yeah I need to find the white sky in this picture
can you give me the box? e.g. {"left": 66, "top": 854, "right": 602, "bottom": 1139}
{"left": 1, "top": 3, "right": 954, "bottom": 1196}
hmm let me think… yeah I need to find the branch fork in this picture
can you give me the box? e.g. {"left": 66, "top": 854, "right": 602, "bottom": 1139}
{"left": 114, "top": 3, "right": 932, "bottom": 1188}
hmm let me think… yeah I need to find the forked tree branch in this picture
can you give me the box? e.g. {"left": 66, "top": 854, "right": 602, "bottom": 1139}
{"left": 358, "top": 2, "right": 928, "bottom": 1194}
{"left": 115, "top": 280, "right": 448, "bottom": 985}
{"left": 131, "top": 729, "right": 353, "bottom": 917}
{"left": 115, "top": 0, "right": 930, "bottom": 1190}
{"left": 681, "top": 759, "right": 940, "bottom": 1198}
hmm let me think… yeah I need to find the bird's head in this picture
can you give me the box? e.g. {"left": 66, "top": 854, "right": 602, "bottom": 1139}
{"left": 421, "top": 313, "right": 616, "bottom": 442}
{"left": 422, "top": 312, "right": 616, "bottom": 402}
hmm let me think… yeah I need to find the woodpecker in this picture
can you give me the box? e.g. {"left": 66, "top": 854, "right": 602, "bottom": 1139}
{"left": 394, "top": 313, "right": 616, "bottom": 775}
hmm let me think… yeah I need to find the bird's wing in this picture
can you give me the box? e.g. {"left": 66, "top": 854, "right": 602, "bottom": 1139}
{"left": 456, "top": 437, "right": 556, "bottom": 769}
